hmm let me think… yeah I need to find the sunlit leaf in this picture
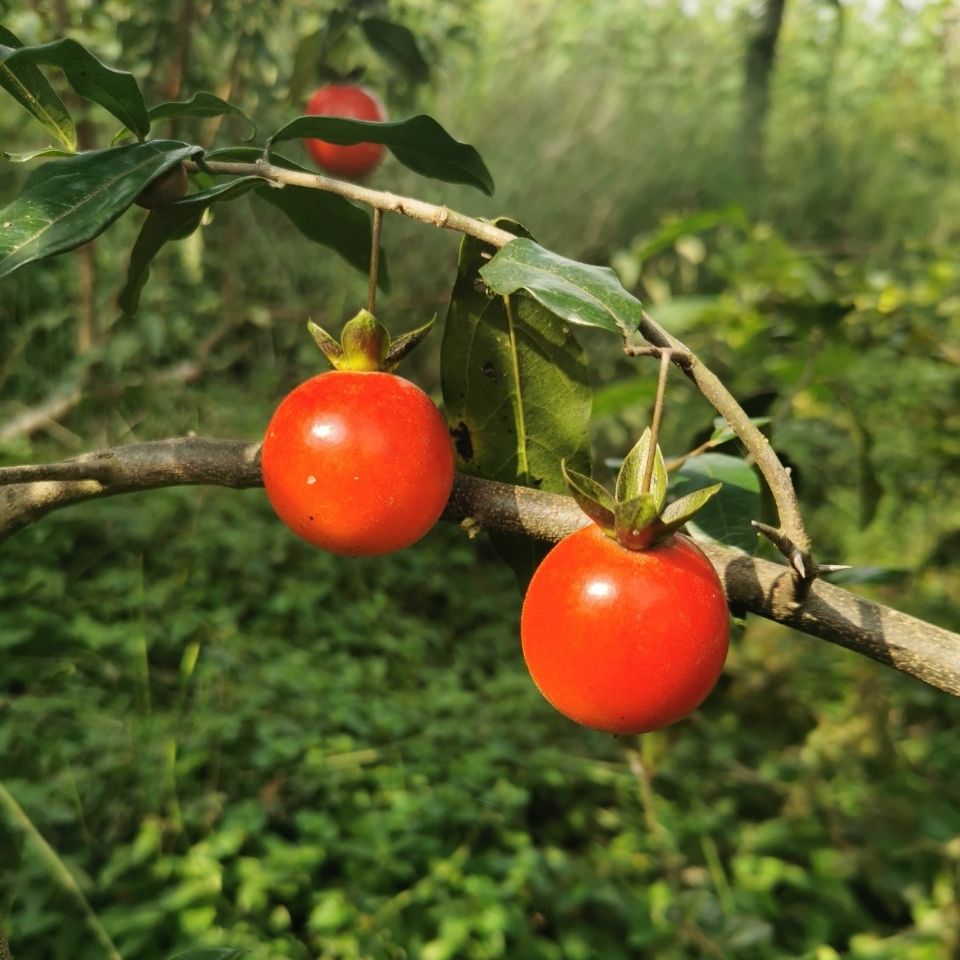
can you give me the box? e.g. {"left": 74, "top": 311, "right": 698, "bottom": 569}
{"left": 671, "top": 453, "right": 760, "bottom": 551}
{"left": 479, "top": 238, "right": 643, "bottom": 336}
{"left": 0, "top": 37, "right": 149, "bottom": 138}
{"left": 0, "top": 24, "right": 76, "bottom": 150}
{"left": 616, "top": 428, "right": 668, "bottom": 511}
{"left": 442, "top": 221, "right": 591, "bottom": 584}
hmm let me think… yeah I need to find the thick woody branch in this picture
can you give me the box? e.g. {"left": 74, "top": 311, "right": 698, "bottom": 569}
{"left": 1, "top": 439, "right": 957, "bottom": 699}
{"left": 191, "top": 159, "right": 811, "bottom": 602}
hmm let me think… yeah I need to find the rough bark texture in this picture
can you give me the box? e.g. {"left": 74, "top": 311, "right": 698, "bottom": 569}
{"left": 2, "top": 438, "right": 958, "bottom": 698}
{"left": 743, "top": 0, "right": 788, "bottom": 179}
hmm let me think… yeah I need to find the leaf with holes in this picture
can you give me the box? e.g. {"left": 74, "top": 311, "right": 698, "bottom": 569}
{"left": 442, "top": 222, "right": 591, "bottom": 584}
{"left": 266, "top": 113, "right": 493, "bottom": 195}
{"left": 0, "top": 24, "right": 76, "bottom": 150}
{"left": 479, "top": 238, "right": 643, "bottom": 336}
{"left": 670, "top": 453, "right": 760, "bottom": 551}
{"left": 0, "top": 140, "right": 200, "bottom": 278}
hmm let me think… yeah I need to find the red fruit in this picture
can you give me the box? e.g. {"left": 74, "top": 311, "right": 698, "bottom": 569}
{"left": 261, "top": 371, "right": 454, "bottom": 556}
{"left": 304, "top": 84, "right": 387, "bottom": 179}
{"left": 520, "top": 524, "right": 729, "bottom": 734}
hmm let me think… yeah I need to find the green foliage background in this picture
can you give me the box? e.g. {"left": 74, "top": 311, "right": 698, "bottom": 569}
{"left": 1, "top": 1, "right": 959, "bottom": 958}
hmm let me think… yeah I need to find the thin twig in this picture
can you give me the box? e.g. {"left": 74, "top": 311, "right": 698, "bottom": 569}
{"left": 633, "top": 309, "right": 815, "bottom": 607}
{"left": 0, "top": 438, "right": 957, "bottom": 698}
{"left": 640, "top": 349, "right": 672, "bottom": 496}
{"left": 183, "top": 158, "right": 514, "bottom": 248}
{"left": 367, "top": 207, "right": 383, "bottom": 315}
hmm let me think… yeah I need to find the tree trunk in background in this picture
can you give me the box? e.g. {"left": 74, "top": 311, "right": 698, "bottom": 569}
{"left": 742, "top": 0, "right": 788, "bottom": 182}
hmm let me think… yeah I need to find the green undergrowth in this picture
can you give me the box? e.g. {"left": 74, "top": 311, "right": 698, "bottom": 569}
{"left": 1, "top": 486, "right": 959, "bottom": 960}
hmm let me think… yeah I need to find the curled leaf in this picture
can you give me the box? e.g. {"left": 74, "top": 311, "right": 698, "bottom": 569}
{"left": 561, "top": 460, "right": 616, "bottom": 530}
{"left": 616, "top": 428, "right": 668, "bottom": 511}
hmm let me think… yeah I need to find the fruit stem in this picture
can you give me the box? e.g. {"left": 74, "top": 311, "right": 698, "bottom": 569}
{"left": 640, "top": 350, "right": 672, "bottom": 496}
{"left": 367, "top": 207, "right": 383, "bottom": 315}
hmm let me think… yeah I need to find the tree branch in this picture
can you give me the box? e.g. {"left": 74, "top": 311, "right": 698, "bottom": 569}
{"left": 189, "top": 158, "right": 813, "bottom": 599}
{"left": 1, "top": 439, "right": 957, "bottom": 699}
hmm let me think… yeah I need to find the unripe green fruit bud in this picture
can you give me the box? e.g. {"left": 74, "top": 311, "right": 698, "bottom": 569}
{"left": 135, "top": 162, "right": 189, "bottom": 209}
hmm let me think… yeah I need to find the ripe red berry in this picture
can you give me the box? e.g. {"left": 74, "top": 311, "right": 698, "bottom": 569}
{"left": 261, "top": 370, "right": 454, "bottom": 556}
{"left": 521, "top": 524, "right": 729, "bottom": 734}
{"left": 304, "top": 84, "right": 387, "bottom": 179}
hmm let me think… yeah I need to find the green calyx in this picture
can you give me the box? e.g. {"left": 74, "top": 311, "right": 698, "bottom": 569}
{"left": 562, "top": 428, "right": 722, "bottom": 551}
{"left": 308, "top": 309, "right": 435, "bottom": 373}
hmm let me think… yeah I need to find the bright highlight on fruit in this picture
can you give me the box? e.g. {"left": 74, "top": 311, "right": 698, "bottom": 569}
{"left": 520, "top": 430, "right": 730, "bottom": 734}
{"left": 261, "top": 310, "right": 454, "bottom": 556}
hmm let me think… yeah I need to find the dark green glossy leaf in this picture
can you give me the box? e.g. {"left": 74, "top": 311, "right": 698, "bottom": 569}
{"left": 0, "top": 146, "right": 74, "bottom": 162}
{"left": 206, "top": 147, "right": 389, "bottom": 290}
{"left": 0, "top": 140, "right": 200, "bottom": 279}
{"left": 479, "top": 238, "right": 643, "bottom": 336}
{"left": 561, "top": 461, "right": 616, "bottom": 530}
{"left": 360, "top": 17, "right": 430, "bottom": 83}
{"left": 147, "top": 92, "right": 256, "bottom": 138}
{"left": 671, "top": 453, "right": 760, "bottom": 552}
{"left": 616, "top": 428, "right": 668, "bottom": 511}
{"left": 267, "top": 114, "right": 494, "bottom": 195}
{"left": 0, "top": 37, "right": 149, "bottom": 138}
{"left": 118, "top": 177, "right": 261, "bottom": 316}
{"left": 165, "top": 950, "right": 246, "bottom": 960}
{"left": 0, "top": 24, "right": 76, "bottom": 150}
{"left": 442, "top": 222, "right": 592, "bottom": 585}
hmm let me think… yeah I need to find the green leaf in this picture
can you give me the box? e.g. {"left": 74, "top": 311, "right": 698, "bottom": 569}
{"left": 671, "top": 453, "right": 760, "bottom": 551}
{"left": 614, "top": 494, "right": 660, "bottom": 548}
{"left": 147, "top": 92, "right": 256, "bottom": 138}
{"left": 479, "top": 238, "right": 643, "bottom": 336}
{"left": 659, "top": 483, "right": 722, "bottom": 534}
{"left": 0, "top": 24, "right": 76, "bottom": 150}
{"left": 118, "top": 177, "right": 261, "bottom": 316}
{"left": 0, "top": 140, "right": 200, "bottom": 279}
{"left": 360, "top": 17, "right": 430, "bottom": 84}
{"left": 0, "top": 146, "right": 74, "bottom": 162}
{"left": 591, "top": 377, "right": 657, "bottom": 419}
{"left": 616, "top": 428, "right": 668, "bottom": 511}
{"left": 442, "top": 222, "right": 592, "bottom": 585}
{"left": 560, "top": 461, "right": 616, "bottom": 530}
{"left": 206, "top": 147, "right": 389, "bottom": 290}
{"left": 266, "top": 114, "right": 494, "bottom": 195}
{"left": 708, "top": 415, "right": 770, "bottom": 447}
{"left": 164, "top": 950, "right": 246, "bottom": 960}
{"left": 0, "top": 37, "right": 149, "bottom": 138}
